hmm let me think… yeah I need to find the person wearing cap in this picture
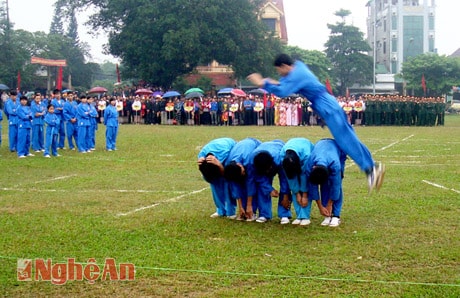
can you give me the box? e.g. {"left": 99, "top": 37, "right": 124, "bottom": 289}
{"left": 16, "top": 96, "right": 34, "bottom": 158}
{"left": 280, "top": 137, "right": 329, "bottom": 226}
{"left": 197, "top": 138, "right": 237, "bottom": 218}
{"left": 104, "top": 97, "right": 119, "bottom": 151}
{"left": 247, "top": 53, "right": 385, "bottom": 194}
{"left": 306, "top": 138, "right": 347, "bottom": 227}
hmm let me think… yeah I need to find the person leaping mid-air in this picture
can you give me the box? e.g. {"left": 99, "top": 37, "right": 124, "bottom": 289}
{"left": 247, "top": 53, "right": 385, "bottom": 193}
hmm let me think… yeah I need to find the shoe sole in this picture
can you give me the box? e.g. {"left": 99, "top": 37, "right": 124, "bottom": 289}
{"left": 375, "top": 164, "right": 386, "bottom": 191}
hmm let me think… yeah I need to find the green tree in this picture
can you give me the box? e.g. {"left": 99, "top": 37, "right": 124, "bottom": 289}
{"left": 284, "top": 45, "right": 333, "bottom": 87}
{"left": 50, "top": 1, "right": 65, "bottom": 35}
{"left": 401, "top": 53, "right": 460, "bottom": 97}
{"left": 324, "top": 10, "right": 372, "bottom": 96}
{"left": 72, "top": 0, "right": 281, "bottom": 88}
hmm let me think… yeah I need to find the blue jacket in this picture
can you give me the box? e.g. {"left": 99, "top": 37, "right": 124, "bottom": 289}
{"left": 198, "top": 138, "right": 236, "bottom": 164}
{"left": 77, "top": 102, "right": 91, "bottom": 126}
{"left": 17, "top": 104, "right": 33, "bottom": 129}
{"left": 247, "top": 140, "right": 289, "bottom": 197}
{"left": 4, "top": 98, "right": 19, "bottom": 125}
{"left": 31, "top": 101, "right": 46, "bottom": 126}
{"left": 63, "top": 100, "right": 78, "bottom": 122}
{"left": 44, "top": 112, "right": 60, "bottom": 135}
{"left": 104, "top": 105, "right": 119, "bottom": 127}
{"left": 280, "top": 138, "right": 314, "bottom": 194}
{"left": 306, "top": 139, "right": 347, "bottom": 201}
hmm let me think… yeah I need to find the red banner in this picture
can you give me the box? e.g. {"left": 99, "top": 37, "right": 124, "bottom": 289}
{"left": 17, "top": 71, "right": 21, "bottom": 91}
{"left": 421, "top": 74, "right": 427, "bottom": 94}
{"left": 31, "top": 57, "right": 67, "bottom": 67}
{"left": 325, "top": 78, "right": 333, "bottom": 95}
{"left": 56, "top": 66, "right": 63, "bottom": 90}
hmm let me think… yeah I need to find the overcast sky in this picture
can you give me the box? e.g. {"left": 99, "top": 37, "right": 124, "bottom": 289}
{"left": 8, "top": 0, "right": 460, "bottom": 62}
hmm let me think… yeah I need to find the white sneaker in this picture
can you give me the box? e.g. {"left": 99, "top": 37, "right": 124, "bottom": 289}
{"left": 210, "top": 212, "right": 220, "bottom": 218}
{"left": 300, "top": 219, "right": 311, "bottom": 226}
{"left": 44, "top": 154, "right": 51, "bottom": 158}
{"left": 367, "top": 162, "right": 386, "bottom": 194}
{"left": 246, "top": 214, "right": 257, "bottom": 222}
{"left": 329, "top": 217, "right": 341, "bottom": 227}
{"left": 256, "top": 216, "right": 267, "bottom": 223}
{"left": 18, "top": 155, "right": 26, "bottom": 158}
{"left": 321, "top": 217, "right": 332, "bottom": 226}
{"left": 27, "top": 153, "right": 35, "bottom": 157}
{"left": 280, "top": 217, "right": 290, "bottom": 225}
{"left": 227, "top": 215, "right": 237, "bottom": 220}
{"left": 291, "top": 219, "right": 301, "bottom": 225}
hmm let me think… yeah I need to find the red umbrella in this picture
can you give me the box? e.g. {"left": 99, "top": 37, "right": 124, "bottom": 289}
{"left": 88, "top": 86, "right": 108, "bottom": 94}
{"left": 231, "top": 88, "right": 247, "bottom": 97}
{"left": 135, "top": 88, "right": 154, "bottom": 96}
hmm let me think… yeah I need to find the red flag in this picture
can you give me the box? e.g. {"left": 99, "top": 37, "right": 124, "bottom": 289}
{"left": 421, "top": 74, "right": 427, "bottom": 94}
{"left": 56, "top": 66, "right": 63, "bottom": 90}
{"left": 17, "top": 71, "right": 21, "bottom": 91}
{"left": 116, "top": 64, "right": 121, "bottom": 83}
{"left": 325, "top": 78, "right": 333, "bottom": 95}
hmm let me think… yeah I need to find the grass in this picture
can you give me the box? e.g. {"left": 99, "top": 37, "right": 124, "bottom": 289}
{"left": 0, "top": 115, "right": 459, "bottom": 297}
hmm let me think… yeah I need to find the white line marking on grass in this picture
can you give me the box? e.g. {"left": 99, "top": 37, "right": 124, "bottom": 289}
{"left": 116, "top": 187, "right": 209, "bottom": 217}
{"left": 0, "top": 188, "right": 187, "bottom": 194}
{"left": 32, "top": 175, "right": 78, "bottom": 185}
{"left": 422, "top": 180, "right": 460, "bottom": 194}
{"left": 346, "top": 134, "right": 415, "bottom": 169}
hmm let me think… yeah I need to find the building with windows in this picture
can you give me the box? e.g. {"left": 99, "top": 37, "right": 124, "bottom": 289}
{"left": 367, "top": 0, "right": 436, "bottom": 75}
{"left": 259, "top": 0, "right": 288, "bottom": 44}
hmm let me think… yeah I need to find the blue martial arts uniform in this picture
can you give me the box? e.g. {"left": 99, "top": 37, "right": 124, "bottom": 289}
{"left": 198, "top": 138, "right": 237, "bottom": 216}
{"left": 306, "top": 139, "right": 347, "bottom": 218}
{"left": 88, "top": 103, "right": 98, "bottom": 150}
{"left": 4, "top": 97, "right": 20, "bottom": 152}
{"left": 263, "top": 60, "right": 374, "bottom": 173}
{"left": 104, "top": 104, "right": 119, "bottom": 150}
{"left": 247, "top": 140, "right": 290, "bottom": 220}
{"left": 280, "top": 137, "right": 315, "bottom": 220}
{"left": 31, "top": 100, "right": 46, "bottom": 151}
{"left": 51, "top": 97, "right": 66, "bottom": 148}
{"left": 76, "top": 102, "right": 91, "bottom": 152}
{"left": 44, "top": 112, "right": 60, "bottom": 157}
{"left": 63, "top": 100, "right": 79, "bottom": 150}
{"left": 16, "top": 103, "right": 33, "bottom": 157}
{"left": 224, "top": 138, "right": 261, "bottom": 215}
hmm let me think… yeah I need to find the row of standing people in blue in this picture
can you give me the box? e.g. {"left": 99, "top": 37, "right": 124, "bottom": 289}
{"left": 1, "top": 90, "right": 119, "bottom": 157}
{"left": 198, "top": 137, "right": 346, "bottom": 227}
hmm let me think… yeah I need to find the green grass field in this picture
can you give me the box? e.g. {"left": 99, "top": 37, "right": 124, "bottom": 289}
{"left": 1, "top": 115, "right": 459, "bottom": 297}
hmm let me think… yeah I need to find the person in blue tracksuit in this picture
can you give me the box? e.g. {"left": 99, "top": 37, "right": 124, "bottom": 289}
{"left": 197, "top": 137, "right": 236, "bottom": 218}
{"left": 247, "top": 54, "right": 385, "bottom": 193}
{"left": 63, "top": 92, "right": 79, "bottom": 150}
{"left": 4, "top": 91, "right": 20, "bottom": 152}
{"left": 87, "top": 97, "right": 98, "bottom": 151}
{"left": 43, "top": 104, "right": 60, "bottom": 158}
{"left": 16, "top": 96, "right": 34, "bottom": 158}
{"left": 306, "top": 139, "right": 347, "bottom": 227}
{"left": 51, "top": 89, "right": 66, "bottom": 149}
{"left": 280, "top": 137, "right": 329, "bottom": 226}
{"left": 104, "top": 97, "right": 119, "bottom": 151}
{"left": 76, "top": 95, "right": 91, "bottom": 153}
{"left": 31, "top": 93, "right": 46, "bottom": 152}
{"left": 223, "top": 137, "right": 261, "bottom": 221}
{"left": 246, "top": 140, "right": 290, "bottom": 223}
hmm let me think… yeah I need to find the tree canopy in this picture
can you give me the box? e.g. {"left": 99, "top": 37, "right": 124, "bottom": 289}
{"left": 73, "top": 0, "right": 282, "bottom": 88}
{"left": 401, "top": 53, "right": 460, "bottom": 97}
{"left": 324, "top": 18, "right": 373, "bottom": 95}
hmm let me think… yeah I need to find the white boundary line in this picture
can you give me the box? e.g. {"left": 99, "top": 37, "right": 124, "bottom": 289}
{"left": 345, "top": 134, "right": 415, "bottom": 169}
{"left": 0, "top": 188, "right": 186, "bottom": 194}
{"left": 116, "top": 187, "right": 209, "bottom": 217}
{"left": 422, "top": 180, "right": 460, "bottom": 194}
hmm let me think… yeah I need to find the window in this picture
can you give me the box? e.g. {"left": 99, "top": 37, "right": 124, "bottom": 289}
{"left": 262, "top": 18, "right": 276, "bottom": 32}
